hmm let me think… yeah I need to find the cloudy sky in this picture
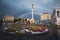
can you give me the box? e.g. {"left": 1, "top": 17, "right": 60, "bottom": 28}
{"left": 0, "top": 0, "right": 60, "bottom": 20}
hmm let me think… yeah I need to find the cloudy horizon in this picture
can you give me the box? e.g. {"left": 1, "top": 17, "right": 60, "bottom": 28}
{"left": 0, "top": 0, "right": 60, "bottom": 20}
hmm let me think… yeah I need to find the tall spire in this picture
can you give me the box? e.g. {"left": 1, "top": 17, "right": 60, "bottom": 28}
{"left": 30, "top": 4, "right": 35, "bottom": 24}
{"left": 32, "top": 4, "right": 34, "bottom": 9}
{"left": 32, "top": 4, "right": 34, "bottom": 20}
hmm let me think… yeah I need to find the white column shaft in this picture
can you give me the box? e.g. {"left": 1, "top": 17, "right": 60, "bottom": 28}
{"left": 32, "top": 8, "right": 34, "bottom": 19}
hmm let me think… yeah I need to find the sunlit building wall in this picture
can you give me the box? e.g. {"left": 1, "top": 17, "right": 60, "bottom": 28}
{"left": 40, "top": 13, "right": 51, "bottom": 24}
{"left": 3, "top": 15, "right": 14, "bottom": 22}
{"left": 41, "top": 13, "right": 51, "bottom": 20}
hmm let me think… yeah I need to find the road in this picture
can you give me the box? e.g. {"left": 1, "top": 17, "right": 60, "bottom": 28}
{"left": 0, "top": 23, "right": 59, "bottom": 40}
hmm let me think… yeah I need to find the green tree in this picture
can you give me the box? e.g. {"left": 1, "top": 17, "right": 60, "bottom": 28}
{"left": 18, "top": 18, "right": 22, "bottom": 22}
{"left": 14, "top": 18, "right": 18, "bottom": 22}
{"left": 14, "top": 18, "right": 22, "bottom": 22}
{"left": 23, "top": 18, "right": 27, "bottom": 21}
{"left": 0, "top": 20, "right": 3, "bottom": 23}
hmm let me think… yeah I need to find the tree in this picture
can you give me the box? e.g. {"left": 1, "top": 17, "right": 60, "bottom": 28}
{"left": 14, "top": 18, "right": 18, "bottom": 22}
{"left": 0, "top": 20, "right": 3, "bottom": 23}
{"left": 18, "top": 18, "right": 22, "bottom": 22}
{"left": 23, "top": 18, "right": 27, "bottom": 21}
{"left": 14, "top": 18, "right": 22, "bottom": 22}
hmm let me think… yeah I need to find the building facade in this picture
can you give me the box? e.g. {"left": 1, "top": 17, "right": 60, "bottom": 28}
{"left": 3, "top": 15, "right": 14, "bottom": 22}
{"left": 40, "top": 13, "right": 51, "bottom": 24}
{"left": 41, "top": 13, "right": 51, "bottom": 20}
{"left": 51, "top": 7, "right": 60, "bottom": 25}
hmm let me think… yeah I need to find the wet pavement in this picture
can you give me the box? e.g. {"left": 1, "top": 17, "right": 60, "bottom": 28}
{"left": 0, "top": 23, "right": 59, "bottom": 40}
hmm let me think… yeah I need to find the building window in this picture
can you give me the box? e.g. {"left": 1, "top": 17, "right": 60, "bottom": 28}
{"left": 57, "top": 11, "right": 60, "bottom": 17}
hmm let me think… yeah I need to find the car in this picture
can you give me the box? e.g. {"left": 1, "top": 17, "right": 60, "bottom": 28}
{"left": 23, "top": 29, "right": 31, "bottom": 32}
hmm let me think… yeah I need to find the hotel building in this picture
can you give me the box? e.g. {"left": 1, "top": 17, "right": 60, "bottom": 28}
{"left": 3, "top": 15, "right": 14, "bottom": 22}
{"left": 40, "top": 13, "right": 51, "bottom": 24}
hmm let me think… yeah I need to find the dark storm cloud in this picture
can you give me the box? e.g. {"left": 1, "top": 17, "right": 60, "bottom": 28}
{"left": 0, "top": 0, "right": 60, "bottom": 19}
